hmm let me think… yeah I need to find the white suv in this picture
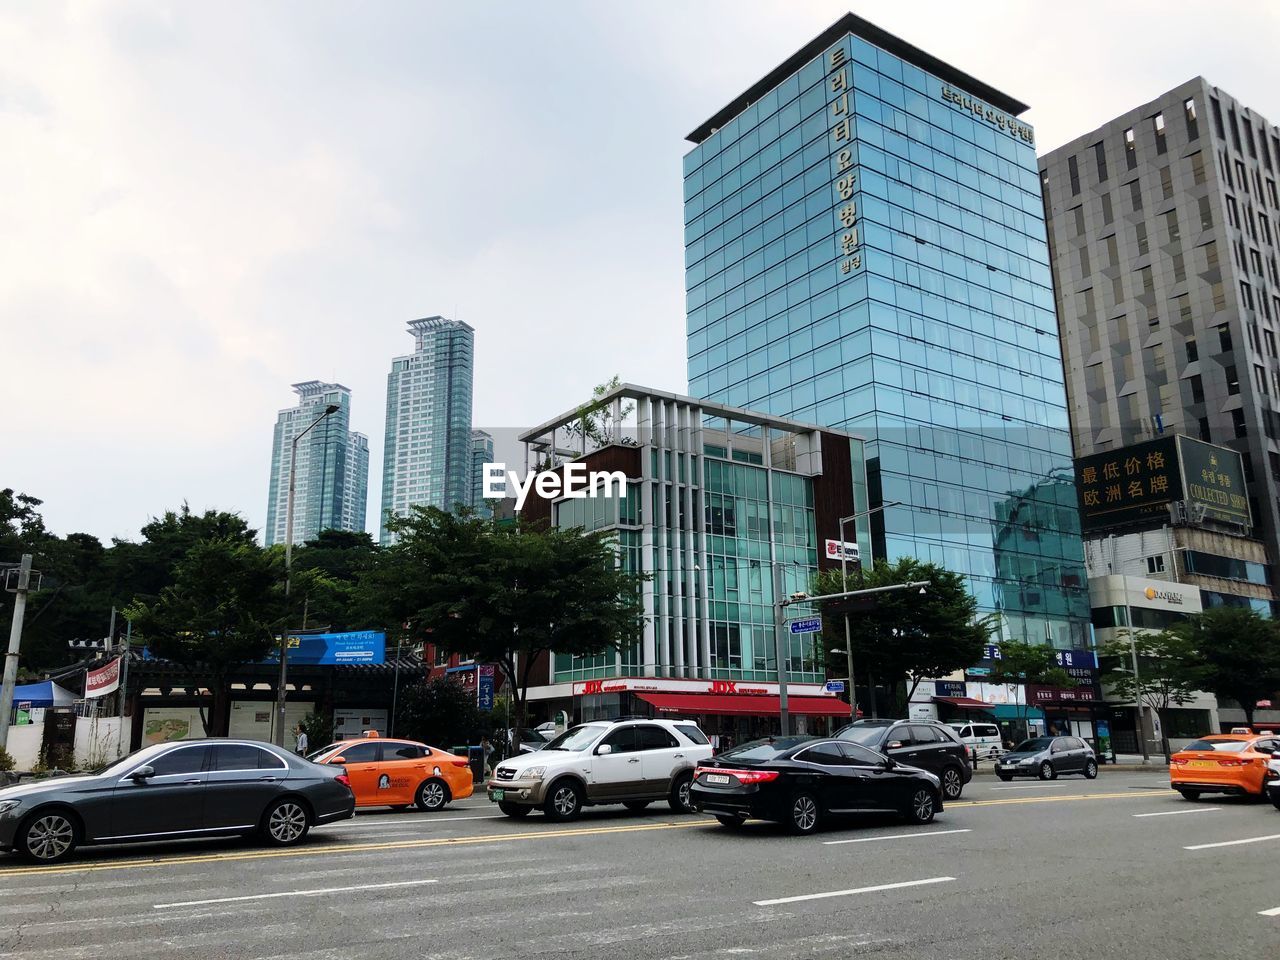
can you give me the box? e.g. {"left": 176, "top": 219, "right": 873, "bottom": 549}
{"left": 486, "top": 718, "right": 714, "bottom": 821}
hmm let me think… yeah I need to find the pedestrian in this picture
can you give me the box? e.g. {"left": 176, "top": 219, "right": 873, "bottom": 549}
{"left": 481, "top": 736, "right": 494, "bottom": 777}
{"left": 293, "top": 724, "right": 308, "bottom": 757}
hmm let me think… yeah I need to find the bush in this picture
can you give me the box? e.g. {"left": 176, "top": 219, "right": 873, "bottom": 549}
{"left": 395, "top": 676, "right": 490, "bottom": 748}
{"left": 0, "top": 747, "right": 14, "bottom": 772}
{"left": 300, "top": 710, "right": 333, "bottom": 751}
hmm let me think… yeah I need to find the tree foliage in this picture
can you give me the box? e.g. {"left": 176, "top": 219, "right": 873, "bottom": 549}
{"left": 1176, "top": 607, "right": 1280, "bottom": 724}
{"left": 361, "top": 507, "right": 646, "bottom": 737}
{"left": 1099, "top": 629, "right": 1202, "bottom": 759}
{"left": 813, "top": 557, "right": 994, "bottom": 713}
{"left": 394, "top": 675, "right": 490, "bottom": 748}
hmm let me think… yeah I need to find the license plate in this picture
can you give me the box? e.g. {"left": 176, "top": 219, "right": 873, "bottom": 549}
{"left": 490, "top": 789, "right": 505, "bottom": 801}
{"left": 1189, "top": 760, "right": 1214, "bottom": 769}
{"left": 706, "top": 774, "right": 730, "bottom": 785}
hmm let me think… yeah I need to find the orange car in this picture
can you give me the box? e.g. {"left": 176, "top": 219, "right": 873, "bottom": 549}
{"left": 1170, "top": 733, "right": 1280, "bottom": 801}
{"left": 310, "top": 733, "right": 474, "bottom": 811}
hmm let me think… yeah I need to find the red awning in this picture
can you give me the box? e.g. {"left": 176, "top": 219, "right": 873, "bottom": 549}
{"left": 635, "top": 692, "right": 852, "bottom": 718}
{"left": 933, "top": 696, "right": 994, "bottom": 709}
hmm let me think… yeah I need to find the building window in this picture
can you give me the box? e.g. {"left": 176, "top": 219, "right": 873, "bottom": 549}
{"left": 1199, "top": 416, "right": 1212, "bottom": 441}
{"left": 1237, "top": 160, "right": 1249, "bottom": 195}
{"left": 1189, "top": 374, "right": 1205, "bottom": 404}
{"left": 1164, "top": 209, "right": 1181, "bottom": 243}
{"left": 1186, "top": 338, "right": 1198, "bottom": 363}
{"left": 1079, "top": 246, "right": 1092, "bottom": 278}
{"left": 1147, "top": 555, "right": 1166, "bottom": 574}
{"left": 1136, "top": 221, "right": 1150, "bottom": 255}
{"left": 1198, "top": 195, "right": 1213, "bottom": 231}
{"left": 1128, "top": 179, "right": 1143, "bottom": 212}
{"left": 1071, "top": 205, "right": 1085, "bottom": 236}
{"left": 1138, "top": 265, "right": 1154, "bottom": 295}
{"left": 1124, "top": 127, "right": 1138, "bottom": 169}
{"left": 1101, "top": 193, "right": 1114, "bottom": 225}
{"left": 1268, "top": 179, "right": 1279, "bottom": 208}
{"left": 1068, "top": 155, "right": 1081, "bottom": 195}
{"left": 1094, "top": 141, "right": 1109, "bottom": 183}
{"left": 1228, "top": 107, "right": 1242, "bottom": 152}
{"left": 1244, "top": 120, "right": 1258, "bottom": 158}
{"left": 1153, "top": 112, "right": 1167, "bottom": 154}
{"left": 1256, "top": 364, "right": 1269, "bottom": 395}
{"left": 1219, "top": 325, "right": 1233, "bottom": 351}
{"left": 1172, "top": 251, "right": 1186, "bottom": 283}
{"left": 1160, "top": 166, "right": 1174, "bottom": 200}
{"left": 1184, "top": 98, "right": 1199, "bottom": 140}
{"left": 1241, "top": 281, "right": 1256, "bottom": 311}
{"left": 1211, "top": 97, "right": 1226, "bottom": 139}
{"left": 1226, "top": 364, "right": 1240, "bottom": 395}
{"left": 1232, "top": 408, "right": 1247, "bottom": 437}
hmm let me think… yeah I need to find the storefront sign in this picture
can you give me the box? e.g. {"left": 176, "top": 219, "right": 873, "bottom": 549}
{"left": 572, "top": 677, "right": 836, "bottom": 698}
{"left": 824, "top": 539, "right": 860, "bottom": 562}
{"left": 1026, "top": 684, "right": 1100, "bottom": 705}
{"left": 1142, "top": 586, "right": 1184, "bottom": 605}
{"left": 85, "top": 657, "right": 121, "bottom": 698}
{"left": 1179, "top": 436, "right": 1251, "bottom": 526}
{"left": 1053, "top": 649, "right": 1098, "bottom": 669}
{"left": 936, "top": 680, "right": 967, "bottom": 698}
{"left": 477, "top": 665, "right": 496, "bottom": 711}
{"left": 265, "top": 630, "right": 386, "bottom": 666}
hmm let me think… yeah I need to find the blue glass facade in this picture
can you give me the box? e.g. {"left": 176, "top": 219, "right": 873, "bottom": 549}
{"left": 684, "top": 22, "right": 1090, "bottom": 647}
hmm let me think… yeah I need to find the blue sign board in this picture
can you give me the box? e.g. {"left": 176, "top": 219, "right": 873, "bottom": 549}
{"left": 824, "top": 680, "right": 846, "bottom": 693}
{"left": 789, "top": 617, "right": 822, "bottom": 635}
{"left": 477, "top": 665, "right": 496, "bottom": 711}
{"left": 936, "top": 680, "right": 967, "bottom": 698}
{"left": 982, "top": 645, "right": 1097, "bottom": 670}
{"left": 264, "top": 630, "right": 386, "bottom": 666}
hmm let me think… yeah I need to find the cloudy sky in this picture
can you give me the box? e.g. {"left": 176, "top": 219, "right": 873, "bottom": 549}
{"left": 4, "top": 0, "right": 1278, "bottom": 542}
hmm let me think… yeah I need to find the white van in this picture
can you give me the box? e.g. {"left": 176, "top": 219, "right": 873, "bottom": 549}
{"left": 948, "top": 722, "right": 1004, "bottom": 763}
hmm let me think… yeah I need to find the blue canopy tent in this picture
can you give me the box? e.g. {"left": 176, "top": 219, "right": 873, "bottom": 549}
{"left": 11, "top": 681, "right": 77, "bottom": 708}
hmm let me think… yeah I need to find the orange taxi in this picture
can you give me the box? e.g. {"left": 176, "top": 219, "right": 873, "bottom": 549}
{"left": 1170, "top": 733, "right": 1280, "bottom": 801}
{"left": 310, "top": 732, "right": 474, "bottom": 811}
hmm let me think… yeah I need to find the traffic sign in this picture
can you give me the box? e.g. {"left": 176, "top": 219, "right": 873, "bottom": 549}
{"left": 824, "top": 680, "right": 846, "bottom": 693}
{"left": 789, "top": 617, "right": 822, "bottom": 634}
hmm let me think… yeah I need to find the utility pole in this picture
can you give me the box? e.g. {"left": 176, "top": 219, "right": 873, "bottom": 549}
{"left": 837, "top": 501, "right": 901, "bottom": 721}
{"left": 771, "top": 562, "right": 790, "bottom": 737}
{"left": 0, "top": 555, "right": 34, "bottom": 751}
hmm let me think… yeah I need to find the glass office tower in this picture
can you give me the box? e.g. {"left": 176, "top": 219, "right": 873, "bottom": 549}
{"left": 684, "top": 15, "right": 1090, "bottom": 647}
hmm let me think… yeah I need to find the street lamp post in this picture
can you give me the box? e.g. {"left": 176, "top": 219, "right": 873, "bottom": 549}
{"left": 275, "top": 402, "right": 340, "bottom": 748}
{"left": 838, "top": 501, "right": 901, "bottom": 721}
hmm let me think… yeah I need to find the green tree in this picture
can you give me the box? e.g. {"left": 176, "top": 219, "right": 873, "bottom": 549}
{"left": 361, "top": 507, "right": 645, "bottom": 744}
{"left": 562, "top": 375, "right": 635, "bottom": 449}
{"left": 287, "top": 529, "right": 380, "bottom": 632}
{"left": 813, "top": 557, "right": 994, "bottom": 714}
{"left": 1099, "top": 629, "right": 1202, "bottom": 760}
{"left": 394, "top": 675, "right": 488, "bottom": 748}
{"left": 127, "top": 538, "right": 285, "bottom": 736}
{"left": 1178, "top": 607, "right": 1280, "bottom": 725}
{"left": 987, "top": 638, "right": 1074, "bottom": 737}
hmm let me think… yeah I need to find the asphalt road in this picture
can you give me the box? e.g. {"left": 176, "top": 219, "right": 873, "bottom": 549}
{"left": 2, "top": 769, "right": 1278, "bottom": 959}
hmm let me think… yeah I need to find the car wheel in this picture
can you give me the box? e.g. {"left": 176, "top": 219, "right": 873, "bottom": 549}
{"left": 997, "top": 773, "right": 1013, "bottom": 782}
{"left": 17, "top": 810, "right": 79, "bottom": 864}
{"left": 668, "top": 772, "right": 694, "bottom": 813}
{"left": 941, "top": 766, "right": 964, "bottom": 800}
{"left": 623, "top": 800, "right": 651, "bottom": 812}
{"left": 415, "top": 778, "right": 450, "bottom": 812}
{"left": 1178, "top": 789, "right": 1201, "bottom": 802}
{"left": 716, "top": 814, "right": 747, "bottom": 829}
{"left": 1038, "top": 761, "right": 1057, "bottom": 781}
{"left": 543, "top": 780, "right": 583, "bottom": 822}
{"left": 261, "top": 798, "right": 311, "bottom": 847}
{"left": 786, "top": 792, "right": 821, "bottom": 835}
{"left": 1083, "top": 759, "right": 1098, "bottom": 780}
{"left": 903, "top": 787, "right": 937, "bottom": 825}
{"left": 498, "top": 801, "right": 530, "bottom": 818}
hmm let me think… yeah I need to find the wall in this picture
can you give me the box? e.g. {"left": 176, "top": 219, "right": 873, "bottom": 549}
{"left": 4, "top": 715, "right": 133, "bottom": 771}
{"left": 6, "top": 723, "right": 43, "bottom": 770}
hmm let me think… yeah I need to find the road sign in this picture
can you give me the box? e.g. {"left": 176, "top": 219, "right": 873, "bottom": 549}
{"left": 789, "top": 617, "right": 822, "bottom": 635}
{"left": 824, "top": 680, "right": 846, "bottom": 693}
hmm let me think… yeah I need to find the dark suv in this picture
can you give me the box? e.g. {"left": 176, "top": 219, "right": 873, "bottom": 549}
{"left": 834, "top": 719, "right": 973, "bottom": 799}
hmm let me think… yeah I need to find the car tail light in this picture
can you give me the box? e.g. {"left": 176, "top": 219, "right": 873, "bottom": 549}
{"left": 1217, "top": 758, "right": 1247, "bottom": 767}
{"left": 1169, "top": 756, "right": 1188, "bottom": 765}
{"left": 335, "top": 773, "right": 352, "bottom": 789}
{"left": 698, "top": 766, "right": 780, "bottom": 785}
{"left": 450, "top": 758, "right": 471, "bottom": 767}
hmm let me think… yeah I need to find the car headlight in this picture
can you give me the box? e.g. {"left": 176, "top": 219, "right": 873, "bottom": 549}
{"left": 522, "top": 767, "right": 547, "bottom": 780}
{"left": 0, "top": 800, "right": 21, "bottom": 815}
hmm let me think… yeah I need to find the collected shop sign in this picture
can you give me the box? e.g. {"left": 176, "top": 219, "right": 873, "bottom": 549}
{"left": 85, "top": 657, "right": 121, "bottom": 699}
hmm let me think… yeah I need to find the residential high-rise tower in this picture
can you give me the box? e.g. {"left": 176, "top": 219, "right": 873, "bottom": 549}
{"left": 265, "top": 381, "right": 368, "bottom": 546}
{"left": 470, "top": 429, "right": 495, "bottom": 518}
{"left": 380, "top": 317, "right": 475, "bottom": 542}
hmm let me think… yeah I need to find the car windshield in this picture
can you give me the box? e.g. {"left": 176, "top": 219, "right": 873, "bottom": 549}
{"left": 542, "top": 725, "right": 605, "bottom": 752}
{"left": 1181, "top": 739, "right": 1250, "bottom": 753}
{"left": 90, "top": 744, "right": 166, "bottom": 776}
{"left": 834, "top": 722, "right": 893, "bottom": 746}
{"left": 717, "top": 736, "right": 813, "bottom": 762}
{"left": 1011, "top": 738, "right": 1055, "bottom": 753}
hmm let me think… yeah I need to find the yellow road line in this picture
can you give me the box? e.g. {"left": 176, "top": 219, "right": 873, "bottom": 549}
{"left": 950, "top": 791, "right": 1150, "bottom": 807}
{"left": 0, "top": 819, "right": 709, "bottom": 878}
{"left": 0, "top": 789, "right": 1155, "bottom": 878}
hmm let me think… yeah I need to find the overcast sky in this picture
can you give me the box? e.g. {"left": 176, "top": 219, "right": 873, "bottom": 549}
{"left": 4, "top": 0, "right": 1279, "bottom": 543}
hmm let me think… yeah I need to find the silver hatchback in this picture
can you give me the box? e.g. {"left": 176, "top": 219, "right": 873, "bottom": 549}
{"left": 994, "top": 736, "right": 1098, "bottom": 781}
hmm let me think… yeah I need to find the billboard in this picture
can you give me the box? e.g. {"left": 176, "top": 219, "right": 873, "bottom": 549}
{"left": 1074, "top": 435, "right": 1249, "bottom": 533}
{"left": 263, "top": 630, "right": 386, "bottom": 666}
{"left": 85, "top": 657, "right": 121, "bottom": 698}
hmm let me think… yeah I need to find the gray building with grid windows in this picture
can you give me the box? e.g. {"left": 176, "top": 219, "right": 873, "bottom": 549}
{"left": 1041, "top": 79, "right": 1280, "bottom": 605}
{"left": 684, "top": 14, "right": 1090, "bottom": 649}
{"left": 380, "top": 317, "right": 475, "bottom": 543}
{"left": 265, "top": 381, "right": 369, "bottom": 546}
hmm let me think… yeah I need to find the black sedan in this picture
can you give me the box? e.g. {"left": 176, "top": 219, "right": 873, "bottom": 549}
{"left": 689, "top": 736, "right": 943, "bottom": 835}
{"left": 0, "top": 739, "right": 355, "bottom": 864}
